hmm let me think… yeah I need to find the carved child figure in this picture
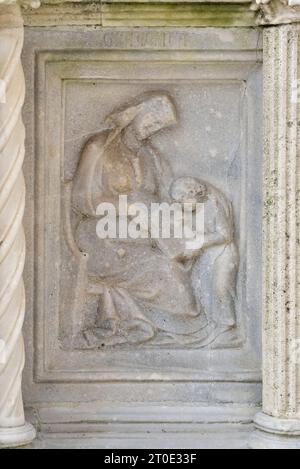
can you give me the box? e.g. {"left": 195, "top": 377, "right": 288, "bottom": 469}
{"left": 169, "top": 177, "right": 240, "bottom": 348}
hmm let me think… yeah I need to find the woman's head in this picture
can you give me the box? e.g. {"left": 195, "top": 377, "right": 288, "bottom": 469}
{"left": 106, "top": 92, "right": 177, "bottom": 141}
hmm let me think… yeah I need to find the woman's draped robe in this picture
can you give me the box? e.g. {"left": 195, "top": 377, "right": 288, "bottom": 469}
{"left": 71, "top": 131, "right": 209, "bottom": 347}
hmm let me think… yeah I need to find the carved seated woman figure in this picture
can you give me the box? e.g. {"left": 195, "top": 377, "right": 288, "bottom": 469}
{"left": 167, "top": 177, "right": 240, "bottom": 348}
{"left": 72, "top": 92, "right": 209, "bottom": 347}
{"left": 71, "top": 92, "right": 239, "bottom": 348}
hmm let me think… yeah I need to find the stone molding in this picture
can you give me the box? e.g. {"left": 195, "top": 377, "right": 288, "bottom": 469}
{"left": 255, "top": 412, "right": 300, "bottom": 435}
{"left": 17, "top": 0, "right": 300, "bottom": 28}
{"left": 22, "top": 1, "right": 257, "bottom": 27}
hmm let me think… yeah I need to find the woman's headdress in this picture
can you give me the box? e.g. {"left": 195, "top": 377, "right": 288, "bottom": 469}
{"left": 104, "top": 92, "right": 177, "bottom": 146}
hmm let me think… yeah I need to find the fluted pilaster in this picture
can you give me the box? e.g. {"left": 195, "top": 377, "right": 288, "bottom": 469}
{"left": 250, "top": 25, "right": 300, "bottom": 449}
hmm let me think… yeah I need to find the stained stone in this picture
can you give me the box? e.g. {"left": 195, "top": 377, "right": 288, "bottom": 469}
{"left": 20, "top": 28, "right": 263, "bottom": 445}
{"left": 0, "top": 0, "right": 300, "bottom": 451}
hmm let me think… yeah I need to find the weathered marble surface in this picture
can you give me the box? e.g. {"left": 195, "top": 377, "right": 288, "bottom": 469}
{"left": 21, "top": 27, "right": 262, "bottom": 437}
{"left": 22, "top": 0, "right": 257, "bottom": 27}
{"left": 70, "top": 92, "right": 239, "bottom": 350}
{"left": 0, "top": 2, "right": 36, "bottom": 449}
{"left": 21, "top": 0, "right": 300, "bottom": 27}
{"left": 0, "top": 0, "right": 299, "bottom": 451}
{"left": 249, "top": 25, "right": 300, "bottom": 449}
{"left": 29, "top": 423, "right": 255, "bottom": 449}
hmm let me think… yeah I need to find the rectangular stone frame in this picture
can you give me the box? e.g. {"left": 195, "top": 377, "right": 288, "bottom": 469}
{"left": 25, "top": 31, "right": 261, "bottom": 386}
{"left": 0, "top": 0, "right": 299, "bottom": 449}
{"left": 18, "top": 30, "right": 263, "bottom": 450}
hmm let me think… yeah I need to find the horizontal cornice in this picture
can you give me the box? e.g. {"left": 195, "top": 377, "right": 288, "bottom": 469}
{"left": 0, "top": 0, "right": 297, "bottom": 29}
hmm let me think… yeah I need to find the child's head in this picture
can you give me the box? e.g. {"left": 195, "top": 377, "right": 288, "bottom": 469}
{"left": 170, "top": 177, "right": 208, "bottom": 204}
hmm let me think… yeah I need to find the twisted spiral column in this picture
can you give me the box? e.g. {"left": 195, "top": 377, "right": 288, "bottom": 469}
{"left": 0, "top": 2, "right": 35, "bottom": 448}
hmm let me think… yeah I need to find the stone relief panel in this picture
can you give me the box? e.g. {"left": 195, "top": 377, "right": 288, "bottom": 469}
{"left": 68, "top": 92, "right": 240, "bottom": 350}
{"left": 22, "top": 29, "right": 262, "bottom": 386}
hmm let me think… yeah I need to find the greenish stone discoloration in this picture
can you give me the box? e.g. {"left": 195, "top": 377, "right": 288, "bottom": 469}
{"left": 103, "top": 3, "right": 256, "bottom": 27}
{"left": 22, "top": 1, "right": 257, "bottom": 27}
